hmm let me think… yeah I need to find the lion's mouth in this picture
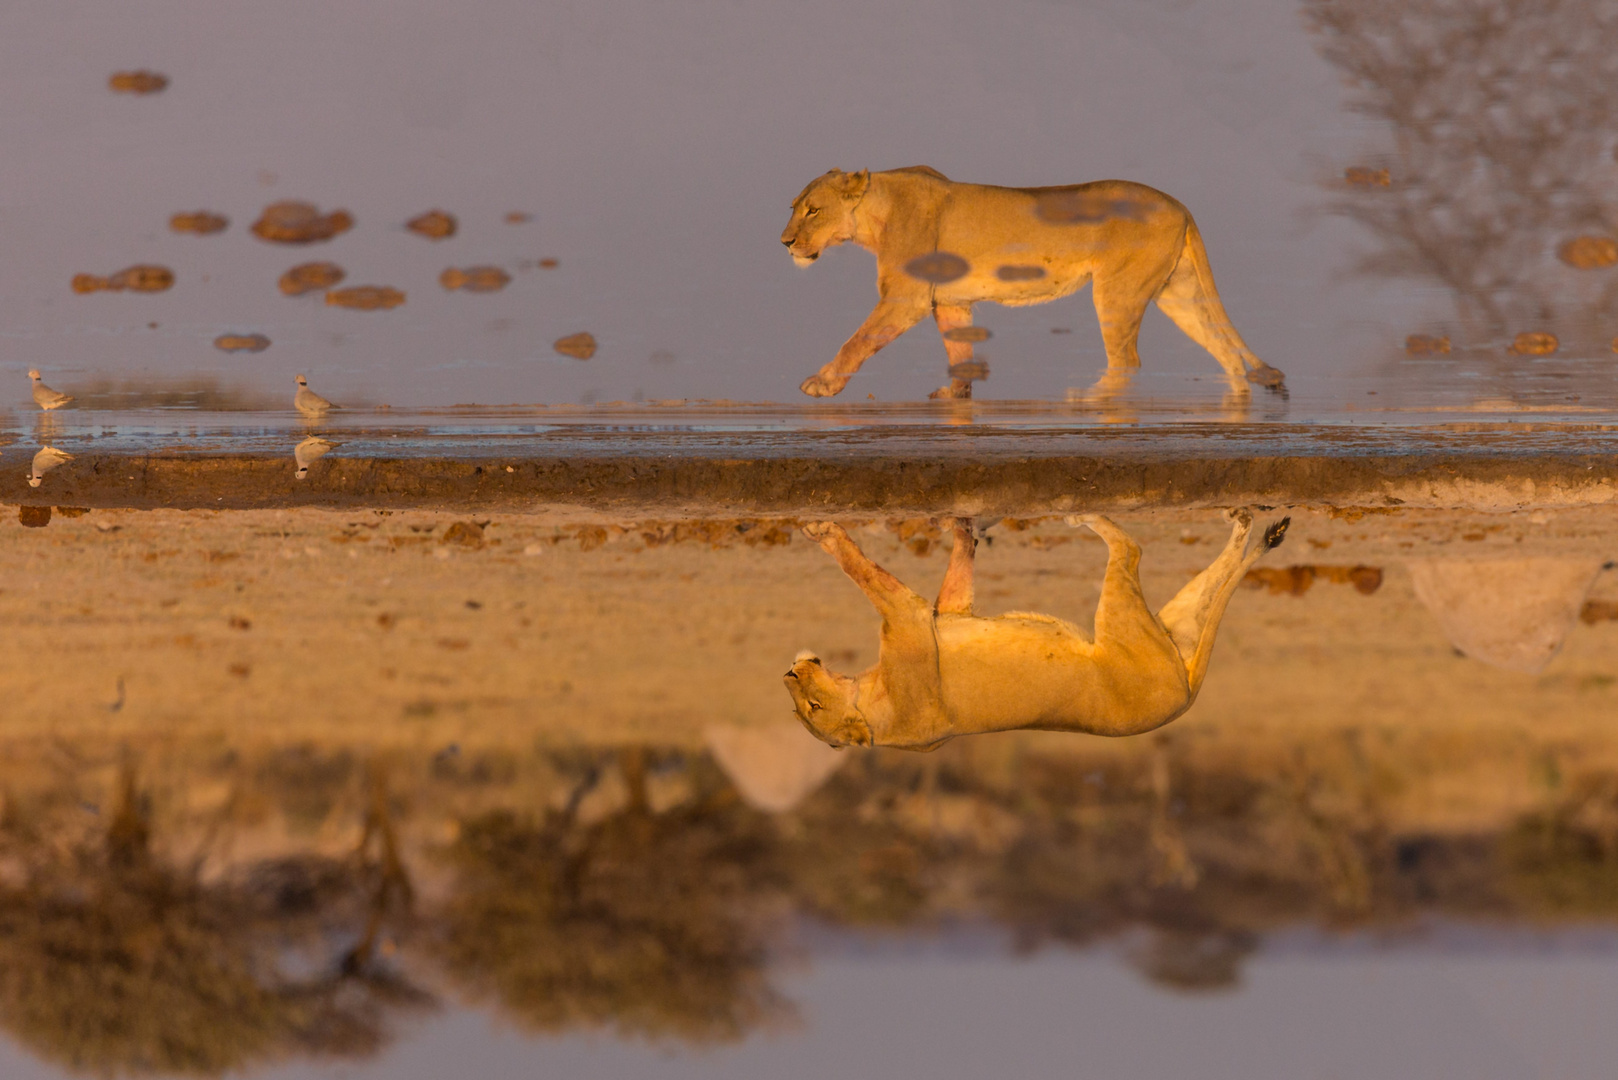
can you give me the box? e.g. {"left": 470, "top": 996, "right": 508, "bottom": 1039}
{"left": 791, "top": 251, "right": 819, "bottom": 267}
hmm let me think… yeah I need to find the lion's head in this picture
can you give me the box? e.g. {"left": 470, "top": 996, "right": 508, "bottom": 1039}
{"left": 782, "top": 651, "right": 871, "bottom": 748}
{"left": 780, "top": 169, "right": 870, "bottom": 267}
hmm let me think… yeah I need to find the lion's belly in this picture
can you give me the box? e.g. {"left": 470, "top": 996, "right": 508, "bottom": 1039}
{"left": 935, "top": 616, "right": 1112, "bottom": 730}
{"left": 932, "top": 614, "right": 1190, "bottom": 735}
{"left": 932, "top": 242, "right": 1097, "bottom": 306}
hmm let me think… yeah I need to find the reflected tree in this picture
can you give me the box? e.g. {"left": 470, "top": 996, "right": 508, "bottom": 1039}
{"left": 1504, "top": 769, "right": 1618, "bottom": 915}
{"left": 1307, "top": 0, "right": 1618, "bottom": 354}
{"left": 0, "top": 762, "right": 429, "bottom": 1076}
{"left": 0, "top": 767, "right": 303, "bottom": 1075}
{"left": 432, "top": 748, "right": 784, "bottom": 1042}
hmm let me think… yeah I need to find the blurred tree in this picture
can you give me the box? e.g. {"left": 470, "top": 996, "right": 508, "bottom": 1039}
{"left": 0, "top": 762, "right": 430, "bottom": 1076}
{"left": 1307, "top": 0, "right": 1618, "bottom": 356}
{"left": 433, "top": 749, "right": 784, "bottom": 1042}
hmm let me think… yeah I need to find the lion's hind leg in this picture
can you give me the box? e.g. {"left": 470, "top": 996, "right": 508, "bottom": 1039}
{"left": 1090, "top": 248, "right": 1178, "bottom": 374}
{"left": 1156, "top": 509, "right": 1289, "bottom": 699}
{"left": 1153, "top": 222, "right": 1284, "bottom": 392}
{"left": 1062, "top": 514, "right": 1190, "bottom": 735}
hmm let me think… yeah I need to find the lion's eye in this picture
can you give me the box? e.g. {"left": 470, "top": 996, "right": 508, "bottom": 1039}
{"left": 808, "top": 701, "right": 822, "bottom": 711}
{"left": 805, "top": 207, "right": 820, "bottom": 217}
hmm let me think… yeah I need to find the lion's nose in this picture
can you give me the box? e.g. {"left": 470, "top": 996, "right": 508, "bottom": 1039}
{"left": 781, "top": 239, "right": 793, "bottom": 247}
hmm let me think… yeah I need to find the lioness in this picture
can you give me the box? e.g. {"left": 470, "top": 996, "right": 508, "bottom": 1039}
{"left": 780, "top": 166, "right": 1285, "bottom": 399}
{"left": 784, "top": 511, "right": 1288, "bottom": 750}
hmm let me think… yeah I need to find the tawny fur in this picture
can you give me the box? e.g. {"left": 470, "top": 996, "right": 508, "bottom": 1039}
{"left": 780, "top": 167, "right": 1284, "bottom": 400}
{"left": 784, "top": 511, "right": 1287, "bottom": 751}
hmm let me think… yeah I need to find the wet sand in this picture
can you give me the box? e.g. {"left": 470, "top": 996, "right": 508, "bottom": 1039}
{"left": 5, "top": 420, "right": 1618, "bottom": 513}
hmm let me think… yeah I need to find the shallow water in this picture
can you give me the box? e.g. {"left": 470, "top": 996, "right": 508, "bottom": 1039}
{"left": 4, "top": 0, "right": 1618, "bottom": 1077}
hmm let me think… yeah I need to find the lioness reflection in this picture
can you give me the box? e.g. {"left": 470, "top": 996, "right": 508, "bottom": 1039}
{"left": 780, "top": 167, "right": 1285, "bottom": 400}
{"left": 785, "top": 511, "right": 1288, "bottom": 750}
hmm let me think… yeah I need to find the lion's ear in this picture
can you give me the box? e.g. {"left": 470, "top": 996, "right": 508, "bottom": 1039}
{"left": 845, "top": 169, "right": 871, "bottom": 199}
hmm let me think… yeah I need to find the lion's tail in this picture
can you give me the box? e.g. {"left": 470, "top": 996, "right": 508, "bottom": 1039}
{"left": 1163, "top": 220, "right": 1285, "bottom": 390}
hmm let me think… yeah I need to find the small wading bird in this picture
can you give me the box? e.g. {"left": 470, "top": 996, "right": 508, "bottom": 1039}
{"left": 294, "top": 436, "right": 339, "bottom": 479}
{"left": 28, "top": 369, "right": 73, "bottom": 410}
{"left": 28, "top": 446, "right": 73, "bottom": 488}
{"left": 294, "top": 374, "right": 334, "bottom": 417}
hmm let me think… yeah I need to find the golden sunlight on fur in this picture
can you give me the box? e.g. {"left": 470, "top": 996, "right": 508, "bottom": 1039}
{"left": 780, "top": 166, "right": 1284, "bottom": 400}
{"left": 785, "top": 511, "right": 1288, "bottom": 751}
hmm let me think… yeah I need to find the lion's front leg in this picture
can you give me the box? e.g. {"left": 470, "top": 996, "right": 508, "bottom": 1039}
{"left": 801, "top": 295, "right": 928, "bottom": 398}
{"left": 802, "top": 522, "right": 928, "bottom": 617}
{"left": 935, "top": 518, "right": 977, "bottom": 615}
{"left": 928, "top": 302, "right": 977, "bottom": 400}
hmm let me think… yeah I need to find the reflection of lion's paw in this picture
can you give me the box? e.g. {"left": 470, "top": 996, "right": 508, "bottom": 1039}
{"left": 1223, "top": 507, "right": 1254, "bottom": 527}
{"left": 1067, "top": 513, "right": 1124, "bottom": 540}
{"left": 800, "top": 373, "right": 851, "bottom": 397}
{"left": 801, "top": 522, "right": 845, "bottom": 543}
{"left": 1263, "top": 517, "right": 1291, "bottom": 550}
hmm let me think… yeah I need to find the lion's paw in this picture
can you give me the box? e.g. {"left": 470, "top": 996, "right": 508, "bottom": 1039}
{"left": 1065, "top": 513, "right": 1117, "bottom": 534}
{"left": 800, "top": 373, "right": 851, "bottom": 398}
{"left": 1246, "top": 363, "right": 1286, "bottom": 389}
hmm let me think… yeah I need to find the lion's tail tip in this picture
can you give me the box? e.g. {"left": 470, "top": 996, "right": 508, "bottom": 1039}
{"left": 1263, "top": 517, "right": 1291, "bottom": 551}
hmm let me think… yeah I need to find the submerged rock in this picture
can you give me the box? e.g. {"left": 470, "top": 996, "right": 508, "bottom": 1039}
{"left": 252, "top": 202, "right": 353, "bottom": 244}
{"left": 406, "top": 210, "right": 457, "bottom": 239}
{"left": 553, "top": 332, "right": 597, "bottom": 360}
{"left": 169, "top": 211, "right": 228, "bottom": 235}
{"left": 326, "top": 286, "right": 405, "bottom": 311}
{"left": 279, "top": 262, "right": 346, "bottom": 296}
{"left": 214, "top": 333, "right": 271, "bottom": 353}
{"left": 72, "top": 266, "right": 174, "bottom": 293}
{"left": 440, "top": 266, "right": 511, "bottom": 292}
{"left": 1408, "top": 558, "right": 1604, "bottom": 673}
{"left": 109, "top": 71, "right": 167, "bottom": 94}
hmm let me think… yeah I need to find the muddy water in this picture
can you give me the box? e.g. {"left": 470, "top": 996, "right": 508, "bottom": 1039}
{"left": 5, "top": 0, "right": 1618, "bottom": 1077}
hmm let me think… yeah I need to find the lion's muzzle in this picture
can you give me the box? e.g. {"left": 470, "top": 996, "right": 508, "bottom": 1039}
{"left": 782, "top": 237, "right": 819, "bottom": 267}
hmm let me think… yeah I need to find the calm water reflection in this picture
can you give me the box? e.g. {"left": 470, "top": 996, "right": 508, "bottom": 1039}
{"left": 1, "top": 506, "right": 1617, "bottom": 1076}
{"left": 2, "top": 0, "right": 1613, "bottom": 409}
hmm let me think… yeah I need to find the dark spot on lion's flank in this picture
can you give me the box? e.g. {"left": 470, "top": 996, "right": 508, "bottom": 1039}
{"left": 904, "top": 252, "right": 970, "bottom": 284}
{"left": 1033, "top": 190, "right": 1151, "bottom": 224}
{"left": 995, "top": 264, "right": 1046, "bottom": 281}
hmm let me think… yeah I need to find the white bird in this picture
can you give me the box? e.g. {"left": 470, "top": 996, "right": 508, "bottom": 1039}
{"left": 294, "top": 436, "right": 340, "bottom": 479}
{"left": 28, "top": 446, "right": 74, "bottom": 487}
{"left": 28, "top": 369, "right": 73, "bottom": 410}
{"left": 294, "top": 374, "right": 335, "bottom": 417}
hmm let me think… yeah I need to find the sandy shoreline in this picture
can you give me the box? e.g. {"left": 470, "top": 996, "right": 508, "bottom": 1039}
{"left": 5, "top": 420, "right": 1618, "bottom": 513}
